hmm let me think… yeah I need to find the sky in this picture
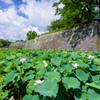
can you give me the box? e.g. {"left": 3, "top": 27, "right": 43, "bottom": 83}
{"left": 0, "top": 0, "right": 61, "bottom": 41}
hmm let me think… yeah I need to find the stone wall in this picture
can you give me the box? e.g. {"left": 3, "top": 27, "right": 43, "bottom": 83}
{"left": 9, "top": 21, "right": 100, "bottom": 52}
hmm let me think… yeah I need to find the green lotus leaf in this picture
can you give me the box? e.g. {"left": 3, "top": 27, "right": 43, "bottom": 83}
{"left": 80, "top": 52, "right": 87, "bottom": 58}
{"left": 87, "top": 88, "right": 100, "bottom": 100}
{"left": 36, "top": 63, "right": 45, "bottom": 70}
{"left": 16, "top": 53, "right": 22, "bottom": 57}
{"left": 62, "top": 77, "right": 80, "bottom": 89}
{"left": 58, "top": 67, "right": 65, "bottom": 73}
{"left": 51, "top": 57, "right": 62, "bottom": 66}
{"left": 89, "top": 65, "right": 100, "bottom": 71}
{"left": 34, "top": 79, "right": 58, "bottom": 97}
{"left": 21, "top": 63, "right": 31, "bottom": 69}
{"left": 75, "top": 69, "right": 89, "bottom": 83}
{"left": 91, "top": 74, "right": 100, "bottom": 81}
{"left": 85, "top": 80, "right": 100, "bottom": 89}
{"left": 26, "top": 80, "right": 35, "bottom": 94}
{"left": 81, "top": 85, "right": 88, "bottom": 92}
{"left": 14, "top": 59, "right": 20, "bottom": 65}
{"left": 2, "top": 90, "right": 9, "bottom": 99}
{"left": 27, "top": 59, "right": 34, "bottom": 63}
{"left": 23, "top": 95, "right": 39, "bottom": 100}
{"left": 4, "top": 66, "right": 12, "bottom": 72}
{"left": 44, "top": 72, "right": 61, "bottom": 80}
{"left": 0, "top": 85, "right": 2, "bottom": 90}
{"left": 71, "top": 54, "right": 80, "bottom": 60}
{"left": 0, "top": 60, "right": 5, "bottom": 65}
{"left": 76, "top": 60, "right": 89, "bottom": 69}
{"left": 36, "top": 68, "right": 45, "bottom": 77}
{"left": 6, "top": 55, "right": 15, "bottom": 60}
{"left": 16, "top": 66, "right": 21, "bottom": 72}
{"left": 94, "top": 58, "right": 100, "bottom": 65}
{"left": 63, "top": 83, "right": 69, "bottom": 92}
{"left": 23, "top": 95, "right": 32, "bottom": 100}
{"left": 23, "top": 74, "right": 35, "bottom": 81}
{"left": 32, "top": 95, "right": 39, "bottom": 100}
{"left": 4, "top": 62, "right": 14, "bottom": 72}
{"left": 25, "top": 70, "right": 33, "bottom": 76}
{"left": 62, "top": 64, "right": 75, "bottom": 72}
{"left": 4, "top": 71, "right": 19, "bottom": 84}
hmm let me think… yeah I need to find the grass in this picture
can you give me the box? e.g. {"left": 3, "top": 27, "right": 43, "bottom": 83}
{"left": 40, "top": 27, "right": 67, "bottom": 36}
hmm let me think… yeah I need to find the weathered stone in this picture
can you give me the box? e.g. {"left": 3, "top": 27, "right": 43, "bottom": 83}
{"left": 9, "top": 21, "right": 100, "bottom": 52}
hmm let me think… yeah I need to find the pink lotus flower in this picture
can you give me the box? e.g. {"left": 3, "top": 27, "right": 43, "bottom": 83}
{"left": 34, "top": 79, "right": 44, "bottom": 85}
{"left": 20, "top": 58, "right": 27, "bottom": 63}
{"left": 54, "top": 70, "right": 56, "bottom": 72}
{"left": 72, "top": 63, "right": 79, "bottom": 68}
{"left": 88, "top": 55, "right": 94, "bottom": 59}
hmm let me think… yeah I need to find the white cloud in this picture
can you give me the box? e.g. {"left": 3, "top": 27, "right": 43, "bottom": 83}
{"left": 0, "top": 32, "right": 4, "bottom": 39}
{"left": 0, "top": 5, "right": 45, "bottom": 41}
{"left": 0, "top": 0, "right": 13, "bottom": 4}
{"left": 0, "top": 0, "right": 60, "bottom": 41}
{"left": 19, "top": 0, "right": 60, "bottom": 29}
{"left": 58, "top": 3, "right": 64, "bottom": 8}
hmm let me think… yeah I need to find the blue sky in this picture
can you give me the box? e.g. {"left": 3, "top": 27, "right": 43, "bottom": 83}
{"left": 0, "top": 0, "right": 60, "bottom": 41}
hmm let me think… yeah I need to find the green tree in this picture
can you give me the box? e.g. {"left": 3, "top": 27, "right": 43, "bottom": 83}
{"left": 47, "top": 0, "right": 100, "bottom": 31}
{"left": 0, "top": 39, "right": 12, "bottom": 46}
{"left": 47, "top": 19, "right": 66, "bottom": 31}
{"left": 0, "top": 42, "right": 3, "bottom": 47}
{"left": 27, "top": 31, "right": 38, "bottom": 40}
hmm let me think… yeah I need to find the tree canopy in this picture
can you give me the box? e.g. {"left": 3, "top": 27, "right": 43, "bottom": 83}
{"left": 0, "top": 39, "right": 12, "bottom": 47}
{"left": 47, "top": 0, "right": 100, "bottom": 31}
{"left": 27, "top": 30, "right": 38, "bottom": 40}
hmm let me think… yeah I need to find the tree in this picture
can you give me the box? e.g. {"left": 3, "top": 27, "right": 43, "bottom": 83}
{"left": 27, "top": 31, "right": 38, "bottom": 40}
{"left": 0, "top": 42, "right": 3, "bottom": 47}
{"left": 0, "top": 39, "right": 12, "bottom": 46}
{"left": 47, "top": 19, "right": 66, "bottom": 31}
{"left": 47, "top": 0, "right": 100, "bottom": 31}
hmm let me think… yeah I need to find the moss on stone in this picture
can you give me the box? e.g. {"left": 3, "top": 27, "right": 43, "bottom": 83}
{"left": 78, "top": 39, "right": 83, "bottom": 44}
{"left": 70, "top": 40, "right": 74, "bottom": 44}
{"left": 75, "top": 46, "right": 79, "bottom": 50}
{"left": 86, "top": 47, "right": 89, "bottom": 51}
{"left": 97, "top": 36, "right": 100, "bottom": 51}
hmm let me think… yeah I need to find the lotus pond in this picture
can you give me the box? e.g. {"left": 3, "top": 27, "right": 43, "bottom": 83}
{"left": 0, "top": 48, "right": 100, "bottom": 100}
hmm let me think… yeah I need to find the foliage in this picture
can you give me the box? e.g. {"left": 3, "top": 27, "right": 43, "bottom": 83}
{"left": 94, "top": 9, "right": 100, "bottom": 21}
{"left": 47, "top": 19, "right": 66, "bottom": 31}
{"left": 0, "top": 48, "right": 100, "bottom": 100}
{"left": 0, "top": 42, "right": 3, "bottom": 47}
{"left": 27, "top": 31, "right": 38, "bottom": 40}
{"left": 0, "top": 39, "right": 12, "bottom": 47}
{"left": 47, "top": 0, "right": 100, "bottom": 31}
